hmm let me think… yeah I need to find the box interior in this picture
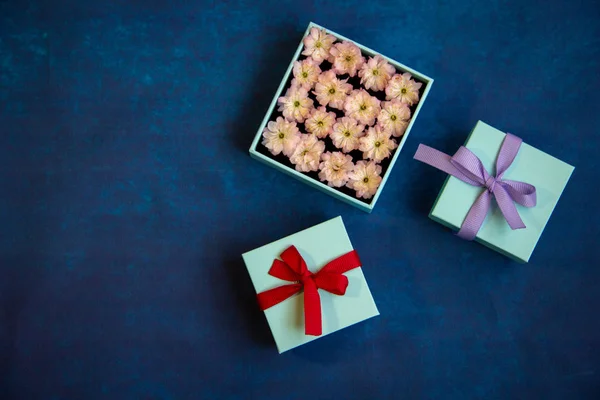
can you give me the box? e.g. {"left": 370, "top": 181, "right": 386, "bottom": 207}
{"left": 251, "top": 22, "right": 433, "bottom": 208}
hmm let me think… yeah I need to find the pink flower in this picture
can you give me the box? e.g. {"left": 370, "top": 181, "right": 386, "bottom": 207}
{"left": 347, "top": 160, "right": 383, "bottom": 199}
{"left": 318, "top": 152, "right": 354, "bottom": 187}
{"left": 358, "top": 55, "right": 396, "bottom": 91}
{"left": 291, "top": 58, "right": 321, "bottom": 90}
{"left": 305, "top": 106, "right": 337, "bottom": 138}
{"left": 277, "top": 85, "right": 314, "bottom": 123}
{"left": 302, "top": 27, "right": 337, "bottom": 64}
{"left": 330, "top": 117, "right": 366, "bottom": 152}
{"left": 313, "top": 70, "right": 352, "bottom": 109}
{"left": 377, "top": 100, "right": 412, "bottom": 137}
{"left": 344, "top": 89, "right": 381, "bottom": 126}
{"left": 385, "top": 72, "right": 422, "bottom": 105}
{"left": 290, "top": 135, "right": 326, "bottom": 172}
{"left": 329, "top": 41, "right": 365, "bottom": 77}
{"left": 359, "top": 125, "right": 398, "bottom": 162}
{"left": 261, "top": 117, "right": 301, "bottom": 157}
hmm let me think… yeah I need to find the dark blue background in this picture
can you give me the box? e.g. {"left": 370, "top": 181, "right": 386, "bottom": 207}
{"left": 1, "top": 1, "right": 599, "bottom": 399}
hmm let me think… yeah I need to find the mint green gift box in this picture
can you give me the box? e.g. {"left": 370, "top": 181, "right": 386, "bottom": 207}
{"left": 242, "top": 216, "right": 379, "bottom": 353}
{"left": 427, "top": 121, "right": 574, "bottom": 263}
{"left": 249, "top": 22, "right": 433, "bottom": 213}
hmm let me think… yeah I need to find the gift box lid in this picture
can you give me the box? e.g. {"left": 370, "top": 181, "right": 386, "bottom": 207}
{"left": 430, "top": 121, "right": 575, "bottom": 263}
{"left": 242, "top": 216, "right": 379, "bottom": 353}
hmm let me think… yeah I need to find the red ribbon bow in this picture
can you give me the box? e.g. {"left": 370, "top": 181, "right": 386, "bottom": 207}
{"left": 256, "top": 245, "right": 362, "bottom": 336}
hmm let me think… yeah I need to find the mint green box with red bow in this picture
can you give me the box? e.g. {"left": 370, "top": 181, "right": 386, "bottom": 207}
{"left": 423, "top": 121, "right": 574, "bottom": 263}
{"left": 242, "top": 216, "right": 379, "bottom": 353}
{"left": 249, "top": 22, "right": 433, "bottom": 213}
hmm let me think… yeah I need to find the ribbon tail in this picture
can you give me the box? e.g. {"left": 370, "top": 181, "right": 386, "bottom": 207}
{"left": 318, "top": 250, "right": 362, "bottom": 275}
{"left": 414, "top": 144, "right": 485, "bottom": 186}
{"left": 256, "top": 283, "right": 302, "bottom": 311}
{"left": 494, "top": 184, "right": 526, "bottom": 230}
{"left": 457, "top": 190, "right": 492, "bottom": 240}
{"left": 303, "top": 278, "right": 322, "bottom": 336}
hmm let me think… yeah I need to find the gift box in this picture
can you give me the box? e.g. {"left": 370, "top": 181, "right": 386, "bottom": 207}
{"left": 416, "top": 121, "right": 574, "bottom": 263}
{"left": 242, "top": 216, "right": 379, "bottom": 353}
{"left": 249, "top": 22, "right": 433, "bottom": 213}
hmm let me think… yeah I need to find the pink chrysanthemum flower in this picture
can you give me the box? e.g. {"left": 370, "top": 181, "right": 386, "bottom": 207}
{"left": 318, "top": 152, "right": 354, "bottom": 187}
{"left": 377, "top": 100, "right": 412, "bottom": 137}
{"left": 347, "top": 160, "right": 383, "bottom": 199}
{"left": 291, "top": 58, "right": 321, "bottom": 90}
{"left": 261, "top": 116, "right": 301, "bottom": 157}
{"left": 313, "top": 70, "right": 352, "bottom": 109}
{"left": 302, "top": 27, "right": 337, "bottom": 64}
{"left": 358, "top": 55, "right": 396, "bottom": 91}
{"left": 305, "top": 106, "right": 337, "bottom": 138}
{"left": 385, "top": 72, "right": 422, "bottom": 105}
{"left": 344, "top": 89, "right": 381, "bottom": 126}
{"left": 289, "top": 135, "right": 326, "bottom": 172}
{"left": 277, "top": 85, "right": 314, "bottom": 123}
{"left": 329, "top": 41, "right": 365, "bottom": 77}
{"left": 359, "top": 125, "right": 398, "bottom": 162}
{"left": 330, "top": 117, "right": 366, "bottom": 153}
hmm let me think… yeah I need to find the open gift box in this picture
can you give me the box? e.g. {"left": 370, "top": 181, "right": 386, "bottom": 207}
{"left": 242, "top": 216, "right": 379, "bottom": 353}
{"left": 249, "top": 22, "right": 433, "bottom": 213}
{"left": 415, "top": 121, "right": 575, "bottom": 262}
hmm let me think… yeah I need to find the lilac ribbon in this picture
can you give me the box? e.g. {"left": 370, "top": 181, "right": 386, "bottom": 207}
{"left": 413, "top": 133, "right": 537, "bottom": 240}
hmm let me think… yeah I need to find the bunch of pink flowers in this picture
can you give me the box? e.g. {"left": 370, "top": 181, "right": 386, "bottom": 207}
{"left": 262, "top": 27, "right": 423, "bottom": 200}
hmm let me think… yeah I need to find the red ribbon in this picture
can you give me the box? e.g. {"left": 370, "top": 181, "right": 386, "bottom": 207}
{"left": 256, "top": 245, "right": 362, "bottom": 336}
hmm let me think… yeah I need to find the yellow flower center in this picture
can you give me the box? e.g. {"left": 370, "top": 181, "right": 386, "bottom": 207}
{"left": 360, "top": 104, "right": 367, "bottom": 111}
{"left": 315, "top": 41, "right": 322, "bottom": 48}
{"left": 294, "top": 101, "right": 300, "bottom": 107}
{"left": 302, "top": 72, "right": 308, "bottom": 78}
{"left": 278, "top": 132, "right": 285, "bottom": 139}
{"left": 302, "top": 150, "right": 309, "bottom": 156}
{"left": 329, "top": 88, "right": 336, "bottom": 94}
{"left": 345, "top": 55, "right": 352, "bottom": 62}
{"left": 401, "top": 88, "right": 408, "bottom": 94}
{"left": 344, "top": 130, "right": 351, "bottom": 137}
{"left": 390, "top": 114, "right": 397, "bottom": 121}
{"left": 317, "top": 120, "right": 324, "bottom": 127}
{"left": 375, "top": 141, "right": 381, "bottom": 147}
{"left": 363, "top": 177, "right": 369, "bottom": 183}
{"left": 332, "top": 164, "right": 340, "bottom": 172}
{"left": 372, "top": 69, "right": 379, "bottom": 76}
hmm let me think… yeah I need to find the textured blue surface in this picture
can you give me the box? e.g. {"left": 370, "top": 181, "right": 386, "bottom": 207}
{"left": 1, "top": 1, "right": 599, "bottom": 399}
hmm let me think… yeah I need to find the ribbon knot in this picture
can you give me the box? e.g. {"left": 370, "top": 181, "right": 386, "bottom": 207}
{"left": 485, "top": 176, "right": 497, "bottom": 193}
{"left": 414, "top": 133, "right": 537, "bottom": 240}
{"left": 300, "top": 275, "right": 314, "bottom": 286}
{"left": 256, "top": 245, "right": 362, "bottom": 336}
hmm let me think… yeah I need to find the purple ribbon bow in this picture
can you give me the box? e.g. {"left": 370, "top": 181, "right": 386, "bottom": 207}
{"left": 413, "top": 133, "right": 537, "bottom": 240}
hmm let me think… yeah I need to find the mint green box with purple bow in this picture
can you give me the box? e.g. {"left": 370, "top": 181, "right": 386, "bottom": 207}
{"left": 424, "top": 121, "right": 574, "bottom": 263}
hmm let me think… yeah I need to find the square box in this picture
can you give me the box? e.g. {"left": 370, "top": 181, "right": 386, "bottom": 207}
{"left": 429, "top": 121, "right": 575, "bottom": 263}
{"left": 249, "top": 22, "right": 434, "bottom": 213}
{"left": 242, "top": 216, "right": 379, "bottom": 353}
